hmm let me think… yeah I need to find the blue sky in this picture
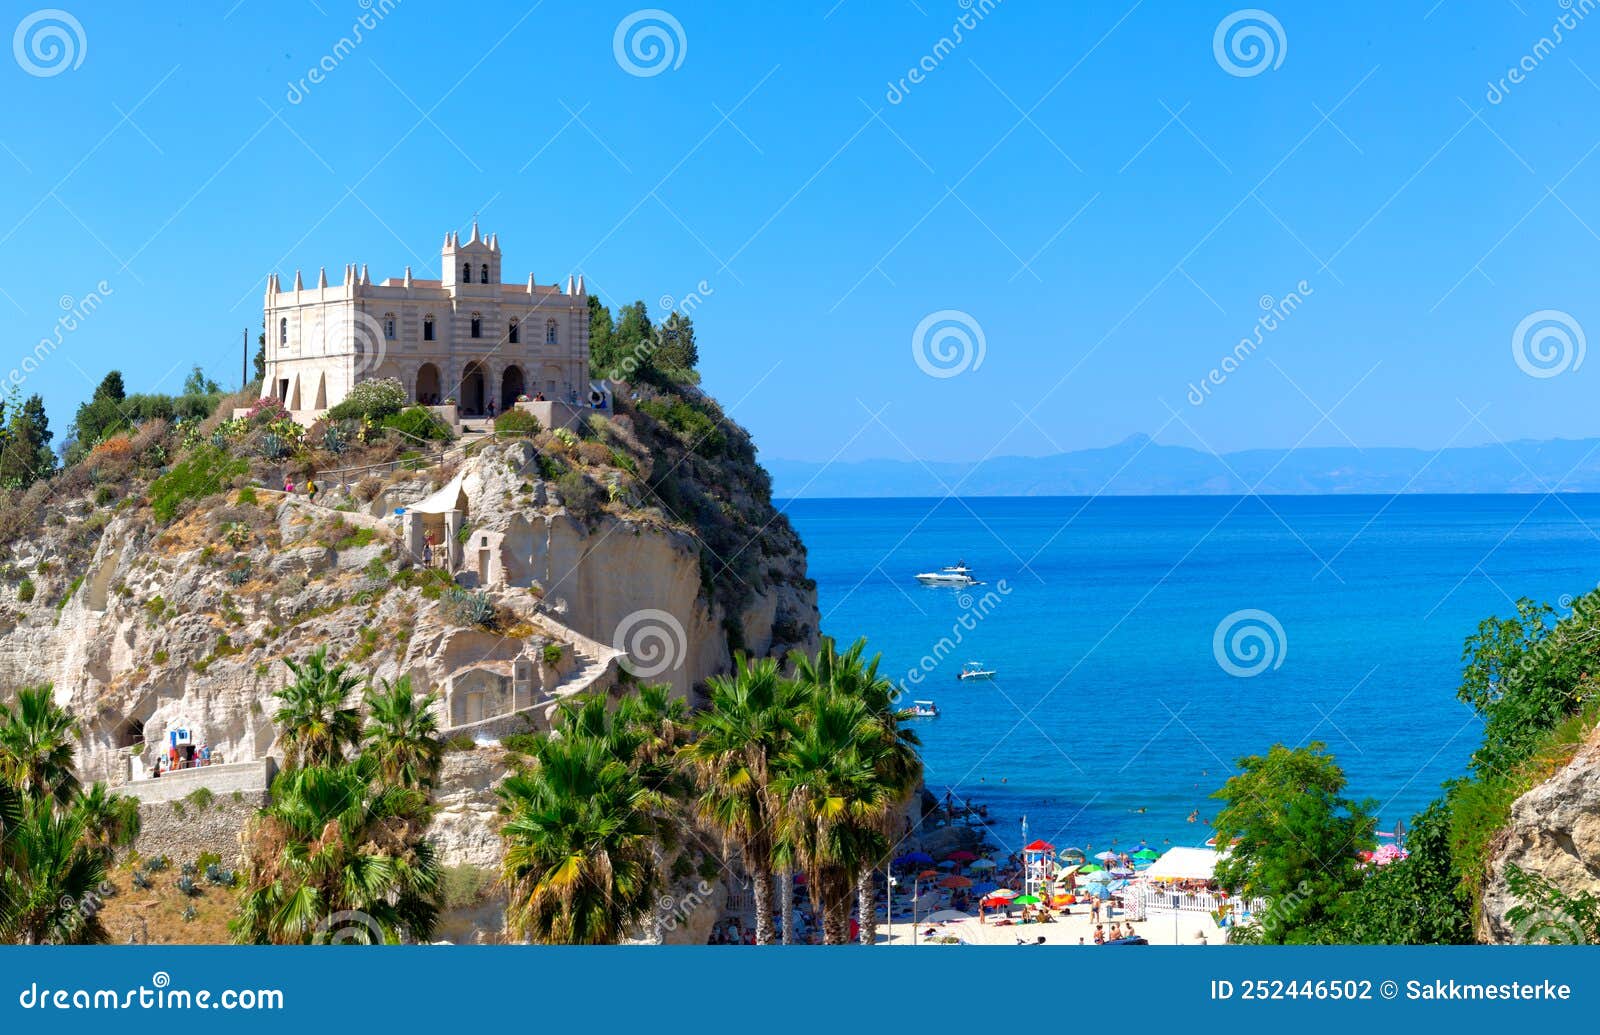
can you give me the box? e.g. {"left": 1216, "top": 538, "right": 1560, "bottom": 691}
{"left": 2, "top": 0, "right": 1599, "bottom": 463}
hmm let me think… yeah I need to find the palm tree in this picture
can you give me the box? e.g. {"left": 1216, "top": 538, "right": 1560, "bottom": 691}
{"left": 274, "top": 647, "right": 362, "bottom": 768}
{"left": 791, "top": 637, "right": 923, "bottom": 945}
{"left": 0, "top": 796, "right": 108, "bottom": 944}
{"left": 682, "top": 654, "right": 803, "bottom": 945}
{"left": 772, "top": 688, "right": 895, "bottom": 944}
{"left": 361, "top": 676, "right": 443, "bottom": 790}
{"left": 72, "top": 781, "right": 142, "bottom": 858}
{"left": 233, "top": 758, "right": 440, "bottom": 944}
{"left": 498, "top": 725, "right": 660, "bottom": 944}
{"left": 0, "top": 686, "right": 81, "bottom": 808}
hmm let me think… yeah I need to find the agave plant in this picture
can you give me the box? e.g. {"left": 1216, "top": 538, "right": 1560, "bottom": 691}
{"left": 442, "top": 587, "right": 495, "bottom": 629}
{"left": 257, "top": 432, "right": 289, "bottom": 460}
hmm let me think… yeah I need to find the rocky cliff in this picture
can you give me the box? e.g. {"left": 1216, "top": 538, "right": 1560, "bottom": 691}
{"left": 1479, "top": 722, "right": 1600, "bottom": 942}
{"left": 0, "top": 388, "right": 819, "bottom": 883}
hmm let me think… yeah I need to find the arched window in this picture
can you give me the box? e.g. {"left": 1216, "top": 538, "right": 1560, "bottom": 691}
{"left": 508, "top": 319, "right": 519, "bottom": 344}
{"left": 462, "top": 262, "right": 472, "bottom": 284}
{"left": 423, "top": 316, "right": 436, "bottom": 341}
{"left": 470, "top": 314, "right": 482, "bottom": 339}
{"left": 545, "top": 319, "right": 558, "bottom": 345}
{"left": 279, "top": 317, "right": 287, "bottom": 346}
{"left": 384, "top": 315, "right": 396, "bottom": 340}
{"left": 481, "top": 263, "right": 490, "bottom": 284}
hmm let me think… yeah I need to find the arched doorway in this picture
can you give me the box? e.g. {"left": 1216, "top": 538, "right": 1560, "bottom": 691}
{"left": 501, "top": 365, "right": 525, "bottom": 412}
{"left": 416, "top": 363, "right": 441, "bottom": 405}
{"left": 460, "top": 362, "right": 487, "bottom": 415}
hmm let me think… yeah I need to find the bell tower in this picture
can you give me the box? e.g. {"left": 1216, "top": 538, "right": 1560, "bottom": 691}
{"left": 442, "top": 221, "right": 498, "bottom": 292}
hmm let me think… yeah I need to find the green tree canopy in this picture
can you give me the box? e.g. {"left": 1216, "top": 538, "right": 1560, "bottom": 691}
{"left": 0, "top": 391, "right": 55, "bottom": 489}
{"left": 1210, "top": 742, "right": 1376, "bottom": 943}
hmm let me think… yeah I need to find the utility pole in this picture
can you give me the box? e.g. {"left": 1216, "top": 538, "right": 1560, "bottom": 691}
{"left": 242, "top": 328, "right": 248, "bottom": 389}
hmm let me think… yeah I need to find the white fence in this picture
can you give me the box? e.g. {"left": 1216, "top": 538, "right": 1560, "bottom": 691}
{"left": 1120, "top": 885, "right": 1267, "bottom": 922}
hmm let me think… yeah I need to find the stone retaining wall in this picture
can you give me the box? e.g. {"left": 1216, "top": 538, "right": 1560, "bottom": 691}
{"left": 124, "top": 759, "right": 276, "bottom": 864}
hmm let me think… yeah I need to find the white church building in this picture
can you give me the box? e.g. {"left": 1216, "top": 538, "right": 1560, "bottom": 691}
{"left": 263, "top": 224, "right": 591, "bottom": 421}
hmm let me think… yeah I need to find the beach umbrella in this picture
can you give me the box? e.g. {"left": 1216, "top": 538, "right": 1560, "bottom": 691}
{"left": 937, "top": 860, "right": 957, "bottom": 869}
{"left": 1093, "top": 850, "right": 1118, "bottom": 863}
{"left": 987, "top": 888, "right": 1019, "bottom": 900}
{"left": 968, "top": 859, "right": 997, "bottom": 870}
{"left": 938, "top": 875, "right": 972, "bottom": 889}
{"left": 1080, "top": 862, "right": 1104, "bottom": 873}
{"left": 903, "top": 851, "right": 934, "bottom": 864}
{"left": 1013, "top": 894, "right": 1041, "bottom": 905}
{"left": 1060, "top": 846, "right": 1087, "bottom": 860}
{"left": 1133, "top": 848, "right": 1159, "bottom": 860}
{"left": 917, "top": 869, "right": 940, "bottom": 880}
{"left": 945, "top": 849, "right": 977, "bottom": 863}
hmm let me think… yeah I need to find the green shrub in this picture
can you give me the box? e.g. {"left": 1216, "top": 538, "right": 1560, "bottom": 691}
{"left": 335, "top": 526, "right": 377, "bottom": 550}
{"left": 382, "top": 405, "right": 453, "bottom": 442}
{"left": 325, "top": 377, "right": 406, "bottom": 422}
{"left": 440, "top": 864, "right": 494, "bottom": 910}
{"left": 556, "top": 471, "right": 602, "bottom": 520}
{"left": 494, "top": 409, "right": 542, "bottom": 436}
{"left": 638, "top": 396, "right": 726, "bottom": 456}
{"left": 542, "top": 643, "right": 563, "bottom": 666}
{"left": 500, "top": 731, "right": 542, "bottom": 755}
{"left": 94, "top": 485, "right": 116, "bottom": 506}
{"left": 149, "top": 445, "right": 249, "bottom": 523}
{"left": 16, "top": 578, "right": 34, "bottom": 603}
{"left": 444, "top": 734, "right": 477, "bottom": 752}
{"left": 235, "top": 485, "right": 258, "bottom": 505}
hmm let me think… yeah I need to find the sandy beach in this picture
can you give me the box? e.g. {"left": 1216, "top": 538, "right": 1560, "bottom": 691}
{"left": 878, "top": 905, "right": 1223, "bottom": 946}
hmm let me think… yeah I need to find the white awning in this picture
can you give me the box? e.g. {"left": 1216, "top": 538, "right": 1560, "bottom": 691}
{"left": 404, "top": 472, "right": 467, "bottom": 515}
{"left": 1143, "top": 846, "right": 1219, "bottom": 882}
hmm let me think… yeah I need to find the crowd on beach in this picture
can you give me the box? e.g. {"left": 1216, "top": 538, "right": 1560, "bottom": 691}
{"left": 707, "top": 789, "right": 1224, "bottom": 946}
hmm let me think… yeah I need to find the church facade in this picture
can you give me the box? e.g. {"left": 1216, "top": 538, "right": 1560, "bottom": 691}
{"left": 262, "top": 224, "right": 590, "bottom": 421}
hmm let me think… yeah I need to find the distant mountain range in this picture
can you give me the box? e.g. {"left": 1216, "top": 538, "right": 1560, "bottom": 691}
{"left": 768, "top": 434, "right": 1600, "bottom": 499}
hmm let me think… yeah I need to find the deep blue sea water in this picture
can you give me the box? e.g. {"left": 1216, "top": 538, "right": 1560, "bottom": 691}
{"left": 779, "top": 494, "right": 1600, "bottom": 858}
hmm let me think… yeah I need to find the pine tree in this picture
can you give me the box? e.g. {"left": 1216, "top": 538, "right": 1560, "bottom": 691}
{"left": 0, "top": 391, "right": 54, "bottom": 489}
{"left": 657, "top": 312, "right": 699, "bottom": 378}
{"left": 587, "top": 296, "right": 617, "bottom": 379}
{"left": 66, "top": 371, "right": 130, "bottom": 465}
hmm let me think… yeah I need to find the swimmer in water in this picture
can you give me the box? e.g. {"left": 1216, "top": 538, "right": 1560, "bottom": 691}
{"left": 1187, "top": 809, "right": 1199, "bottom": 823}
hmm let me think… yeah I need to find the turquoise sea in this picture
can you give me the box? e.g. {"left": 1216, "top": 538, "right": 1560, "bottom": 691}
{"left": 780, "top": 495, "right": 1600, "bottom": 857}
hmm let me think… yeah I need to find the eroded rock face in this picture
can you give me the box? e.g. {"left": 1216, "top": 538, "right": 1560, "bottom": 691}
{"left": 1480, "top": 725, "right": 1600, "bottom": 942}
{"left": 0, "top": 440, "right": 820, "bottom": 881}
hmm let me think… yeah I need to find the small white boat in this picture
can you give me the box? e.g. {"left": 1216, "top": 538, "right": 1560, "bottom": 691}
{"left": 957, "top": 661, "right": 996, "bottom": 681}
{"left": 914, "top": 561, "right": 980, "bottom": 586}
{"left": 906, "top": 700, "right": 940, "bottom": 718}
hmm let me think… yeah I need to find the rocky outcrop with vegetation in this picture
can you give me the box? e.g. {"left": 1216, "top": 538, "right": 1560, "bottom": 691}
{"left": 0, "top": 375, "right": 819, "bottom": 875}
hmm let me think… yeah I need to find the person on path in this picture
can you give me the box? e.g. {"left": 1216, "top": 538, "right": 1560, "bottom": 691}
{"left": 306, "top": 476, "right": 318, "bottom": 504}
